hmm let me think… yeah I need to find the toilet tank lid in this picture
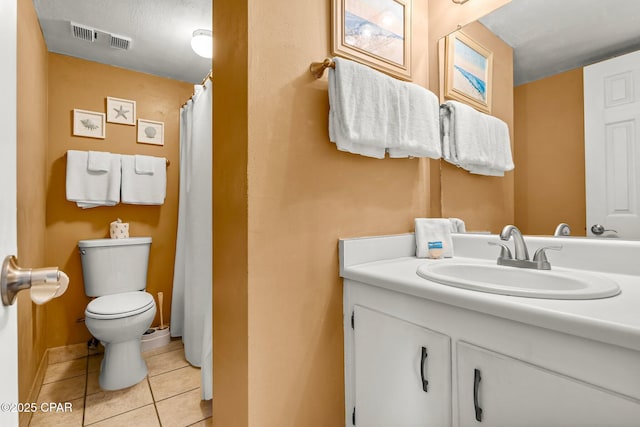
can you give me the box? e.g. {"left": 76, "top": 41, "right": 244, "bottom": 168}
{"left": 78, "top": 237, "right": 152, "bottom": 248}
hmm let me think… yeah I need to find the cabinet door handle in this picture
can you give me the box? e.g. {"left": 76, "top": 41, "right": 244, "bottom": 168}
{"left": 474, "top": 368, "right": 483, "bottom": 422}
{"left": 420, "top": 346, "right": 428, "bottom": 392}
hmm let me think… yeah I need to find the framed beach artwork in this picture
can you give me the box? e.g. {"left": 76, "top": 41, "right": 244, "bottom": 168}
{"left": 73, "top": 109, "right": 106, "bottom": 139}
{"left": 137, "top": 119, "right": 164, "bottom": 146}
{"left": 106, "top": 96, "right": 136, "bottom": 125}
{"left": 332, "top": 0, "right": 412, "bottom": 80}
{"left": 444, "top": 31, "right": 493, "bottom": 113}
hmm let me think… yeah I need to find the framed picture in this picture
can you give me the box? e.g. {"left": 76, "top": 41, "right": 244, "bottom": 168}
{"left": 73, "top": 109, "right": 105, "bottom": 139}
{"left": 332, "top": 0, "right": 412, "bottom": 80}
{"left": 106, "top": 96, "right": 136, "bottom": 125}
{"left": 137, "top": 119, "right": 164, "bottom": 146}
{"left": 444, "top": 31, "right": 493, "bottom": 113}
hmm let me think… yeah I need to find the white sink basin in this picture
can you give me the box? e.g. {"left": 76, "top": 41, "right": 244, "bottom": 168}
{"left": 416, "top": 261, "right": 620, "bottom": 299}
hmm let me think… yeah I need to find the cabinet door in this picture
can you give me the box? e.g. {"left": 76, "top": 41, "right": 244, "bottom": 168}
{"left": 457, "top": 342, "right": 640, "bottom": 427}
{"left": 353, "top": 305, "right": 451, "bottom": 426}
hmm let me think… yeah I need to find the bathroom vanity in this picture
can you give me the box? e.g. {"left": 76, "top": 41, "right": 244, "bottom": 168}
{"left": 340, "top": 233, "right": 640, "bottom": 426}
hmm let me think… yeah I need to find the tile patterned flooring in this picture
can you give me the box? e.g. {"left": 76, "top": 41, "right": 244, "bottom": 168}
{"left": 29, "top": 339, "right": 212, "bottom": 426}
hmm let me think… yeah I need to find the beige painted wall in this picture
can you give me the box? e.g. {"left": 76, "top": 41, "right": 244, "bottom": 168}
{"left": 45, "top": 54, "right": 193, "bottom": 347}
{"left": 213, "top": 0, "right": 511, "bottom": 426}
{"left": 17, "top": 0, "right": 48, "bottom": 420}
{"left": 514, "top": 68, "right": 586, "bottom": 235}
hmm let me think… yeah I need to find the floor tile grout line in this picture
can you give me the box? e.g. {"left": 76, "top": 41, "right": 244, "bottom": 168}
{"left": 147, "top": 362, "right": 192, "bottom": 378}
{"left": 147, "top": 375, "right": 163, "bottom": 427}
{"left": 42, "top": 370, "right": 87, "bottom": 386}
{"left": 82, "top": 348, "right": 89, "bottom": 427}
{"left": 83, "top": 403, "right": 157, "bottom": 427}
{"left": 153, "top": 386, "right": 201, "bottom": 404}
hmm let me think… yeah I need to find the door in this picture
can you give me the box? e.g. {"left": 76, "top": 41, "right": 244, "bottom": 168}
{"left": 457, "top": 342, "right": 640, "bottom": 427}
{"left": 584, "top": 50, "right": 640, "bottom": 238}
{"left": 0, "top": 0, "right": 19, "bottom": 426}
{"left": 353, "top": 306, "right": 451, "bottom": 426}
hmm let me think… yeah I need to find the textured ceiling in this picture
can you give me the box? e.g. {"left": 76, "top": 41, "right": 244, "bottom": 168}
{"left": 480, "top": 0, "right": 640, "bottom": 86}
{"left": 33, "top": 0, "right": 212, "bottom": 84}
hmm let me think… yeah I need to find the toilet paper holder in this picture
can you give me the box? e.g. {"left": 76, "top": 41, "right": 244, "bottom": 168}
{"left": 1, "top": 255, "right": 68, "bottom": 306}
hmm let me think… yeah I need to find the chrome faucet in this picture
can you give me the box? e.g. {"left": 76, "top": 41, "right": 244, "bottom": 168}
{"left": 554, "top": 223, "right": 571, "bottom": 237}
{"left": 490, "top": 225, "right": 562, "bottom": 270}
{"left": 500, "top": 225, "right": 530, "bottom": 260}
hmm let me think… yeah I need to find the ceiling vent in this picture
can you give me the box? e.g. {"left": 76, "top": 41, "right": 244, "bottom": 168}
{"left": 109, "top": 34, "right": 132, "bottom": 50}
{"left": 70, "top": 22, "right": 96, "bottom": 42}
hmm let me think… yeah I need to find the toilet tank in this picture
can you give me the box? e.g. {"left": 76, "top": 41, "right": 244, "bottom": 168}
{"left": 78, "top": 237, "right": 152, "bottom": 297}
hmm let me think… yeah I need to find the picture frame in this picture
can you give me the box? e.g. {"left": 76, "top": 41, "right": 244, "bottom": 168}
{"left": 106, "top": 96, "right": 136, "bottom": 125}
{"left": 73, "top": 109, "right": 106, "bottom": 139}
{"left": 137, "top": 119, "right": 164, "bottom": 146}
{"left": 332, "top": 0, "right": 412, "bottom": 81}
{"left": 444, "top": 31, "right": 493, "bottom": 113}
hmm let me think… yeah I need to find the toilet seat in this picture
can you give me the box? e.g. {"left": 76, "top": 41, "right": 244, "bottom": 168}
{"left": 86, "top": 291, "right": 155, "bottom": 320}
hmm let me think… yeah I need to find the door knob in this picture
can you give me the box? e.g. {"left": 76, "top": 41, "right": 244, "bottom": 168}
{"left": 590, "top": 224, "right": 618, "bottom": 236}
{"left": 1, "top": 256, "right": 69, "bottom": 306}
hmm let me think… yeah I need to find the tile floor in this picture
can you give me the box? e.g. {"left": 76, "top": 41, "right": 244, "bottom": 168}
{"left": 29, "top": 339, "right": 212, "bottom": 426}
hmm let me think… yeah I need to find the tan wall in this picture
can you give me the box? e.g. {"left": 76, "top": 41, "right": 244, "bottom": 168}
{"left": 16, "top": 0, "right": 48, "bottom": 418}
{"left": 514, "top": 68, "right": 586, "bottom": 235}
{"left": 45, "top": 54, "right": 193, "bottom": 347}
{"left": 437, "top": 22, "right": 514, "bottom": 232}
{"left": 213, "top": 0, "right": 510, "bottom": 426}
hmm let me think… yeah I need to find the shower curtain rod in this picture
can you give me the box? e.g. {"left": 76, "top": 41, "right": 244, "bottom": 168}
{"left": 200, "top": 70, "right": 213, "bottom": 86}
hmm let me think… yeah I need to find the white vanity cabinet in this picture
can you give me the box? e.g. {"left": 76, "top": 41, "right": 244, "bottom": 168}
{"left": 352, "top": 305, "right": 451, "bottom": 427}
{"left": 456, "top": 342, "right": 640, "bottom": 427}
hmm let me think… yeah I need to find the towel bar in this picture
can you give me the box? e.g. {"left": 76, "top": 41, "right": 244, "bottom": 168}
{"left": 63, "top": 152, "right": 170, "bottom": 167}
{"left": 310, "top": 57, "right": 335, "bottom": 79}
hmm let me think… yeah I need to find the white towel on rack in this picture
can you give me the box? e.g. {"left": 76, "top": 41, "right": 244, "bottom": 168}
{"left": 440, "top": 100, "right": 514, "bottom": 176}
{"left": 387, "top": 82, "right": 441, "bottom": 159}
{"left": 134, "top": 155, "right": 155, "bottom": 175}
{"left": 328, "top": 57, "right": 441, "bottom": 159}
{"left": 87, "top": 151, "right": 111, "bottom": 172}
{"left": 121, "top": 155, "right": 166, "bottom": 205}
{"left": 66, "top": 150, "right": 121, "bottom": 208}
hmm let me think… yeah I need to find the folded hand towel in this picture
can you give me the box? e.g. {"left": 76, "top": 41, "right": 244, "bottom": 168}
{"left": 415, "top": 218, "right": 454, "bottom": 258}
{"left": 87, "top": 151, "right": 111, "bottom": 173}
{"left": 121, "top": 155, "right": 166, "bottom": 205}
{"left": 134, "top": 155, "right": 156, "bottom": 175}
{"left": 440, "top": 100, "right": 514, "bottom": 176}
{"left": 328, "top": 57, "right": 441, "bottom": 159}
{"left": 448, "top": 218, "right": 466, "bottom": 233}
{"left": 66, "top": 150, "right": 121, "bottom": 208}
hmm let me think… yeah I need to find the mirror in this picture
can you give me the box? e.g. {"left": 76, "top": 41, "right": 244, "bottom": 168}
{"left": 439, "top": 0, "right": 640, "bottom": 239}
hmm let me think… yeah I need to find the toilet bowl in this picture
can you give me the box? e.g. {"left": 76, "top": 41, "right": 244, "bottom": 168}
{"left": 78, "top": 237, "right": 155, "bottom": 391}
{"left": 85, "top": 291, "right": 156, "bottom": 390}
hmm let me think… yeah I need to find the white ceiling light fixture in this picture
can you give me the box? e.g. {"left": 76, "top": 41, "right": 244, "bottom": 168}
{"left": 191, "top": 29, "right": 213, "bottom": 59}
{"left": 451, "top": 0, "right": 470, "bottom": 4}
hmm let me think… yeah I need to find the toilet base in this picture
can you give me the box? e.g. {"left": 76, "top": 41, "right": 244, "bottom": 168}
{"left": 99, "top": 339, "right": 148, "bottom": 390}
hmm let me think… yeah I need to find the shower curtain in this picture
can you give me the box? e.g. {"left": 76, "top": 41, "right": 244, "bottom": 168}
{"left": 172, "top": 79, "right": 212, "bottom": 400}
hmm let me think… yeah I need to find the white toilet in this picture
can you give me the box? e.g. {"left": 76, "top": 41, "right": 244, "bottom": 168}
{"left": 78, "top": 237, "right": 156, "bottom": 391}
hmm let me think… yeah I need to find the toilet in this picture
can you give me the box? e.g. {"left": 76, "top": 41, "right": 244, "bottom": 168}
{"left": 78, "top": 237, "right": 156, "bottom": 391}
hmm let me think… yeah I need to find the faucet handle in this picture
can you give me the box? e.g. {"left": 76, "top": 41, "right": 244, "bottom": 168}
{"left": 488, "top": 241, "right": 513, "bottom": 260}
{"left": 532, "top": 245, "right": 562, "bottom": 270}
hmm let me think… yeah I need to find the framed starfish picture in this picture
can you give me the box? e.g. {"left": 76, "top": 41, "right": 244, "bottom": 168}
{"left": 106, "top": 96, "right": 136, "bottom": 125}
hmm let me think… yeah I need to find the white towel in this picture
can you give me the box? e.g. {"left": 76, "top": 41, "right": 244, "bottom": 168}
{"left": 87, "top": 151, "right": 111, "bottom": 172}
{"left": 387, "top": 83, "right": 441, "bottom": 159}
{"left": 440, "top": 100, "right": 514, "bottom": 176}
{"left": 415, "top": 218, "right": 454, "bottom": 258}
{"left": 66, "top": 150, "right": 121, "bottom": 208}
{"left": 448, "top": 218, "right": 466, "bottom": 233}
{"left": 121, "top": 155, "right": 166, "bottom": 205}
{"left": 134, "top": 155, "right": 155, "bottom": 175}
{"left": 328, "top": 57, "right": 441, "bottom": 159}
